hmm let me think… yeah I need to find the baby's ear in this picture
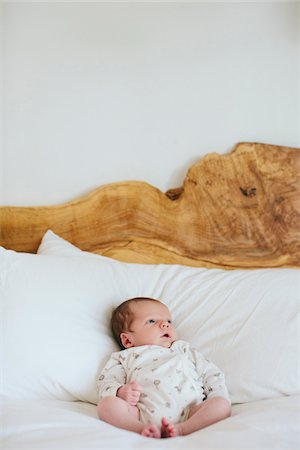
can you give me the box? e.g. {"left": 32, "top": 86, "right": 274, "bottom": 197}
{"left": 120, "top": 332, "right": 134, "bottom": 348}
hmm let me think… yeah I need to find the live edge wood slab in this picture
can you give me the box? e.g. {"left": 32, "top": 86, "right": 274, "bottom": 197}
{"left": 0, "top": 142, "right": 299, "bottom": 269}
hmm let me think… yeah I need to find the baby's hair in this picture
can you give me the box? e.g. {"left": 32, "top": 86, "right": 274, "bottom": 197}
{"left": 111, "top": 297, "right": 162, "bottom": 349}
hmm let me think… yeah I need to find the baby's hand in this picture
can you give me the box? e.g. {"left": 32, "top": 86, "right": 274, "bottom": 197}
{"left": 117, "top": 380, "right": 141, "bottom": 406}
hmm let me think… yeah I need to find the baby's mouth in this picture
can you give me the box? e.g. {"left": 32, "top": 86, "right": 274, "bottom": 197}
{"left": 162, "top": 333, "right": 171, "bottom": 338}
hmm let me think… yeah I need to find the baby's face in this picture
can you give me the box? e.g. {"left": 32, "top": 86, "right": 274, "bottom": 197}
{"left": 120, "top": 301, "right": 177, "bottom": 349}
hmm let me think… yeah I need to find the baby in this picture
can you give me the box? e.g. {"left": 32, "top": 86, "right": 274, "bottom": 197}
{"left": 97, "top": 297, "right": 231, "bottom": 438}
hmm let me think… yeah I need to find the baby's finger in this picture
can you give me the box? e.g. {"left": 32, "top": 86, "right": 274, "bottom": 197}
{"left": 130, "top": 380, "right": 142, "bottom": 391}
{"left": 131, "top": 391, "right": 140, "bottom": 400}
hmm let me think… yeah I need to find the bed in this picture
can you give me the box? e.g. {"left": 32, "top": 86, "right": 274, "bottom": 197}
{"left": 1, "top": 142, "right": 299, "bottom": 449}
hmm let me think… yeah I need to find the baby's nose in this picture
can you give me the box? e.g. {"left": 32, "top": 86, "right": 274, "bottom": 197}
{"left": 160, "top": 321, "right": 170, "bottom": 328}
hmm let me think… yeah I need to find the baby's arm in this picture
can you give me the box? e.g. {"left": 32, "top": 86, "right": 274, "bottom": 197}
{"left": 98, "top": 352, "right": 141, "bottom": 406}
{"left": 196, "top": 352, "right": 231, "bottom": 404}
{"left": 97, "top": 352, "right": 127, "bottom": 398}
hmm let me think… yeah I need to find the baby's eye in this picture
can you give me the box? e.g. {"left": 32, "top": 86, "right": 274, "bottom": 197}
{"left": 147, "top": 319, "right": 156, "bottom": 324}
{"left": 167, "top": 320, "right": 172, "bottom": 324}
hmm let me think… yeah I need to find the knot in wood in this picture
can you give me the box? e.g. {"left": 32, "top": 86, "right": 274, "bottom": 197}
{"left": 240, "top": 186, "right": 257, "bottom": 198}
{"left": 165, "top": 187, "right": 184, "bottom": 201}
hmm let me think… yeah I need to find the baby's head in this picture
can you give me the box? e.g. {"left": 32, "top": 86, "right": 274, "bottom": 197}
{"left": 111, "top": 297, "right": 177, "bottom": 350}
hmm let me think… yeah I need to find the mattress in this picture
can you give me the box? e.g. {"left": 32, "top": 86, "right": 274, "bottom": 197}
{"left": 2, "top": 396, "right": 299, "bottom": 449}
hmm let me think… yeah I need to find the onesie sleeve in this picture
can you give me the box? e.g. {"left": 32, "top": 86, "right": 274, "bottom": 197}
{"left": 192, "top": 348, "right": 231, "bottom": 404}
{"left": 97, "top": 351, "right": 127, "bottom": 400}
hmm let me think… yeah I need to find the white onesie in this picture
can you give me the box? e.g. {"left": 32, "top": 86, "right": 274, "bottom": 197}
{"left": 97, "top": 340, "right": 230, "bottom": 426}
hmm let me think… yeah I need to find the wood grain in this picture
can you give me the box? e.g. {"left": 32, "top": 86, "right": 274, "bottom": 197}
{"left": 0, "top": 142, "right": 299, "bottom": 269}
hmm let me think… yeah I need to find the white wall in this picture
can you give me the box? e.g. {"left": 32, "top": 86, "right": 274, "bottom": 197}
{"left": 0, "top": 2, "right": 3, "bottom": 204}
{"left": 298, "top": 2, "right": 300, "bottom": 146}
{"left": 1, "top": 1, "right": 299, "bottom": 206}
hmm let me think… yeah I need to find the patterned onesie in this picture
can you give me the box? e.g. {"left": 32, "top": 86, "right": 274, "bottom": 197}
{"left": 97, "top": 340, "right": 230, "bottom": 426}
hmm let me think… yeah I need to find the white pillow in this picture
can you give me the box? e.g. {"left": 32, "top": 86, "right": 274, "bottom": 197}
{"left": 37, "top": 231, "right": 300, "bottom": 403}
{"left": 0, "top": 248, "right": 118, "bottom": 404}
{"left": 1, "top": 230, "right": 299, "bottom": 405}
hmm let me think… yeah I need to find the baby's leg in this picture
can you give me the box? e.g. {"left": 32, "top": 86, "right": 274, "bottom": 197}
{"left": 174, "top": 397, "right": 231, "bottom": 436}
{"left": 97, "top": 397, "right": 160, "bottom": 438}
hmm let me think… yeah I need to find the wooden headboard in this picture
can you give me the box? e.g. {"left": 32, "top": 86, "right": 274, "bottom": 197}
{"left": 0, "top": 142, "right": 299, "bottom": 269}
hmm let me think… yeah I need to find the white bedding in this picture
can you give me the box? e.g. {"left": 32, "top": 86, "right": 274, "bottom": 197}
{"left": 2, "top": 396, "right": 299, "bottom": 449}
{"left": 1, "top": 232, "right": 299, "bottom": 449}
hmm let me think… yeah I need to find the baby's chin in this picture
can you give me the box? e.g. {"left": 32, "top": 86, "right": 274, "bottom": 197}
{"left": 159, "top": 338, "right": 176, "bottom": 348}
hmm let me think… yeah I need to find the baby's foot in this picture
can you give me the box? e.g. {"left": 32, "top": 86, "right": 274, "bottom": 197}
{"left": 141, "top": 423, "right": 161, "bottom": 439}
{"left": 161, "top": 417, "right": 179, "bottom": 438}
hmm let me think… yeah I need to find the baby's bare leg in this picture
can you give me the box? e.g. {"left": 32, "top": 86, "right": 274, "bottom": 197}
{"left": 175, "top": 397, "right": 231, "bottom": 436}
{"left": 97, "top": 397, "right": 160, "bottom": 438}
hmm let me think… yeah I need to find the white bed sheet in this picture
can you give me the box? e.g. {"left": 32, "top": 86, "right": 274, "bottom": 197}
{"left": 1, "top": 396, "right": 299, "bottom": 450}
